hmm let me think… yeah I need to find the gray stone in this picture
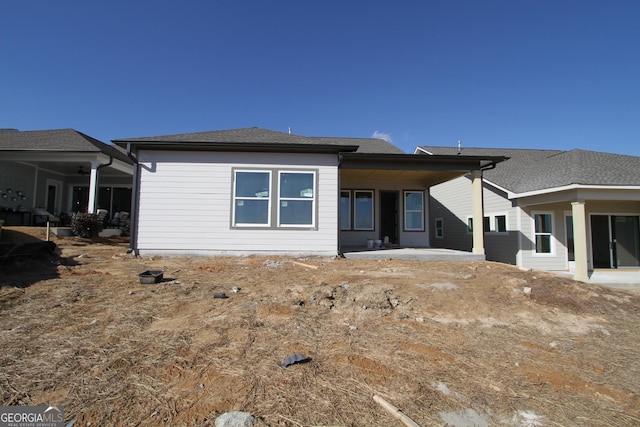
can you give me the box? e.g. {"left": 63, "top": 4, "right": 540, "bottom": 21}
{"left": 215, "top": 411, "right": 256, "bottom": 427}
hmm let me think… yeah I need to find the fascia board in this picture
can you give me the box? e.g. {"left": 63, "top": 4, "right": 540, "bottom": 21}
{"left": 508, "top": 184, "right": 640, "bottom": 200}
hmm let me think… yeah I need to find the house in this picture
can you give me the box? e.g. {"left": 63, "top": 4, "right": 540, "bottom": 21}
{"left": 113, "top": 127, "right": 506, "bottom": 257}
{"left": 0, "top": 129, "right": 134, "bottom": 226}
{"left": 420, "top": 146, "right": 640, "bottom": 282}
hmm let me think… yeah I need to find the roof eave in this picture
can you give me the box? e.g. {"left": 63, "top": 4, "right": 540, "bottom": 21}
{"left": 507, "top": 183, "right": 640, "bottom": 199}
{"left": 339, "top": 152, "right": 508, "bottom": 170}
{"left": 112, "top": 140, "right": 360, "bottom": 154}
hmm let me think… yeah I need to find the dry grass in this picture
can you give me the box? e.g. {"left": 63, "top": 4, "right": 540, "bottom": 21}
{"left": 1, "top": 227, "right": 639, "bottom": 426}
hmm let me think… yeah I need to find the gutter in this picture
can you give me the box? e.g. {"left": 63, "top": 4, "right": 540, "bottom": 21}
{"left": 480, "top": 157, "right": 508, "bottom": 172}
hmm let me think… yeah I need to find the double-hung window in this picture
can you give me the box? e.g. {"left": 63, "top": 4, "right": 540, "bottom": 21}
{"left": 278, "top": 171, "right": 315, "bottom": 227}
{"left": 233, "top": 171, "right": 271, "bottom": 226}
{"left": 404, "top": 191, "right": 424, "bottom": 231}
{"left": 534, "top": 212, "right": 553, "bottom": 254}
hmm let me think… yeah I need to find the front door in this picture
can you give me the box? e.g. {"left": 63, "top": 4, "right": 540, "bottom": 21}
{"left": 591, "top": 215, "right": 640, "bottom": 268}
{"left": 380, "top": 191, "right": 399, "bottom": 244}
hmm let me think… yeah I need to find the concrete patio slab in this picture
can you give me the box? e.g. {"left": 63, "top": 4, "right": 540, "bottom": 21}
{"left": 341, "top": 247, "right": 485, "bottom": 262}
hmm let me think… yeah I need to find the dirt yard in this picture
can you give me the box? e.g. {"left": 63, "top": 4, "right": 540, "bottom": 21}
{"left": 1, "top": 227, "right": 639, "bottom": 427}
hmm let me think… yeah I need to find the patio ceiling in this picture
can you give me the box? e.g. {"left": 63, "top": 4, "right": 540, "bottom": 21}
{"left": 4, "top": 153, "right": 133, "bottom": 179}
{"left": 340, "top": 168, "right": 467, "bottom": 187}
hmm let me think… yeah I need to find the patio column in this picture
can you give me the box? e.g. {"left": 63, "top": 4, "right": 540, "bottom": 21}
{"left": 471, "top": 169, "right": 485, "bottom": 255}
{"left": 572, "top": 201, "right": 589, "bottom": 282}
{"left": 87, "top": 162, "right": 99, "bottom": 214}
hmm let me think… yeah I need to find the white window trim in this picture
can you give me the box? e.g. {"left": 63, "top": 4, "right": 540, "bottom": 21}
{"left": 232, "top": 169, "right": 272, "bottom": 227}
{"left": 466, "top": 215, "right": 490, "bottom": 234}
{"left": 486, "top": 212, "right": 509, "bottom": 235}
{"left": 435, "top": 217, "right": 444, "bottom": 239}
{"left": 277, "top": 170, "right": 316, "bottom": 228}
{"left": 403, "top": 190, "right": 425, "bottom": 231}
{"left": 353, "top": 190, "right": 374, "bottom": 231}
{"left": 532, "top": 211, "right": 555, "bottom": 256}
{"left": 468, "top": 213, "right": 510, "bottom": 235}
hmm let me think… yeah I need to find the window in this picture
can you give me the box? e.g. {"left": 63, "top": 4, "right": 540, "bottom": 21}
{"left": 233, "top": 171, "right": 271, "bottom": 226}
{"left": 534, "top": 212, "right": 553, "bottom": 254}
{"left": 469, "top": 214, "right": 508, "bottom": 233}
{"left": 278, "top": 172, "right": 315, "bottom": 226}
{"left": 435, "top": 218, "right": 444, "bottom": 238}
{"left": 232, "top": 169, "right": 317, "bottom": 228}
{"left": 354, "top": 190, "right": 374, "bottom": 230}
{"left": 483, "top": 216, "right": 491, "bottom": 233}
{"left": 404, "top": 191, "right": 424, "bottom": 231}
{"left": 340, "top": 191, "right": 351, "bottom": 230}
{"left": 467, "top": 216, "right": 490, "bottom": 233}
{"left": 565, "top": 215, "right": 575, "bottom": 261}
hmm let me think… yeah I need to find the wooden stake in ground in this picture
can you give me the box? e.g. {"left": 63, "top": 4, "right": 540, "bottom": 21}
{"left": 292, "top": 261, "right": 319, "bottom": 269}
{"left": 373, "top": 394, "right": 421, "bottom": 427}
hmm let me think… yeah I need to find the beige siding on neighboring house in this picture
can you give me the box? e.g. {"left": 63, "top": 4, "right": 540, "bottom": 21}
{"left": 519, "top": 203, "right": 569, "bottom": 272}
{"left": 483, "top": 185, "right": 519, "bottom": 265}
{"left": 429, "top": 175, "right": 519, "bottom": 263}
{"left": 135, "top": 150, "right": 339, "bottom": 256}
{"left": 429, "top": 176, "right": 473, "bottom": 251}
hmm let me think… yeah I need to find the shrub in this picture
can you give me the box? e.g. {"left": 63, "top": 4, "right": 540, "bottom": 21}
{"left": 71, "top": 213, "right": 103, "bottom": 238}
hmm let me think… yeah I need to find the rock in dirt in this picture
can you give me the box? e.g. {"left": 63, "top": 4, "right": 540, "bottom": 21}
{"left": 439, "top": 408, "right": 489, "bottom": 427}
{"left": 215, "top": 411, "right": 256, "bottom": 427}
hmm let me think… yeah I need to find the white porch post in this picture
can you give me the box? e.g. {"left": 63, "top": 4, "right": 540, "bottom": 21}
{"left": 571, "top": 201, "right": 589, "bottom": 282}
{"left": 87, "top": 162, "right": 99, "bottom": 214}
{"left": 471, "top": 169, "right": 485, "bottom": 255}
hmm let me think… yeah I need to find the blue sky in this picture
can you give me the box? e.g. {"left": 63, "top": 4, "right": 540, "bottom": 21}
{"left": 2, "top": 1, "right": 639, "bottom": 155}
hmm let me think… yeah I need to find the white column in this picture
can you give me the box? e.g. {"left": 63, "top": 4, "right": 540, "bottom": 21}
{"left": 471, "top": 169, "right": 485, "bottom": 255}
{"left": 87, "top": 162, "right": 98, "bottom": 214}
{"left": 571, "top": 201, "right": 589, "bottom": 282}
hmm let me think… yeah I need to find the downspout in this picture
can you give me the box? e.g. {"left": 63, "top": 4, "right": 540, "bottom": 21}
{"left": 124, "top": 142, "right": 140, "bottom": 256}
{"left": 337, "top": 153, "right": 344, "bottom": 257}
{"left": 89, "top": 156, "right": 113, "bottom": 213}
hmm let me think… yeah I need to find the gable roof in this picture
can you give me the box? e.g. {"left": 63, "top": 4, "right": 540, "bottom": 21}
{"left": 419, "top": 146, "right": 640, "bottom": 194}
{"left": 0, "top": 128, "right": 132, "bottom": 164}
{"left": 113, "top": 127, "right": 402, "bottom": 154}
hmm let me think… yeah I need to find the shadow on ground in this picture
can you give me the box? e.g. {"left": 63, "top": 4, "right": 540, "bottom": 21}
{"left": 0, "top": 229, "right": 63, "bottom": 288}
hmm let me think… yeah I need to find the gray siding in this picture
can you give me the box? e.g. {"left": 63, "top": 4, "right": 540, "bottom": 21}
{"left": 429, "top": 176, "right": 473, "bottom": 251}
{"left": 339, "top": 176, "right": 429, "bottom": 248}
{"left": 135, "top": 150, "right": 339, "bottom": 256}
{"left": 482, "top": 185, "right": 519, "bottom": 265}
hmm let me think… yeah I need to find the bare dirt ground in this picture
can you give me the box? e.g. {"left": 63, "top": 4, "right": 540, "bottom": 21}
{"left": 1, "top": 227, "right": 639, "bottom": 427}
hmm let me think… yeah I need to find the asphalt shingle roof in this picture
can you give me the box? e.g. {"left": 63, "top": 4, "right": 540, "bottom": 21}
{"left": 419, "top": 146, "right": 640, "bottom": 193}
{"left": 0, "top": 128, "right": 132, "bottom": 164}
{"left": 115, "top": 127, "right": 403, "bottom": 154}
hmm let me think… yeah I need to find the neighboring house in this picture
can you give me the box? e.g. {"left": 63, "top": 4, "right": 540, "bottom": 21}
{"left": 0, "top": 129, "right": 134, "bottom": 225}
{"left": 420, "top": 146, "right": 640, "bottom": 282}
{"left": 113, "top": 127, "right": 505, "bottom": 257}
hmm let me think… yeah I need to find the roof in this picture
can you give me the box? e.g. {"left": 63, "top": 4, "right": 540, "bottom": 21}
{"left": 113, "top": 127, "right": 402, "bottom": 154}
{"left": 419, "top": 146, "right": 640, "bottom": 193}
{"left": 0, "top": 128, "right": 133, "bottom": 164}
{"left": 313, "top": 137, "right": 405, "bottom": 154}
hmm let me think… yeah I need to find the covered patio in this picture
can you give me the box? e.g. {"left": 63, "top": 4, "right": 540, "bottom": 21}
{"left": 0, "top": 129, "right": 134, "bottom": 226}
